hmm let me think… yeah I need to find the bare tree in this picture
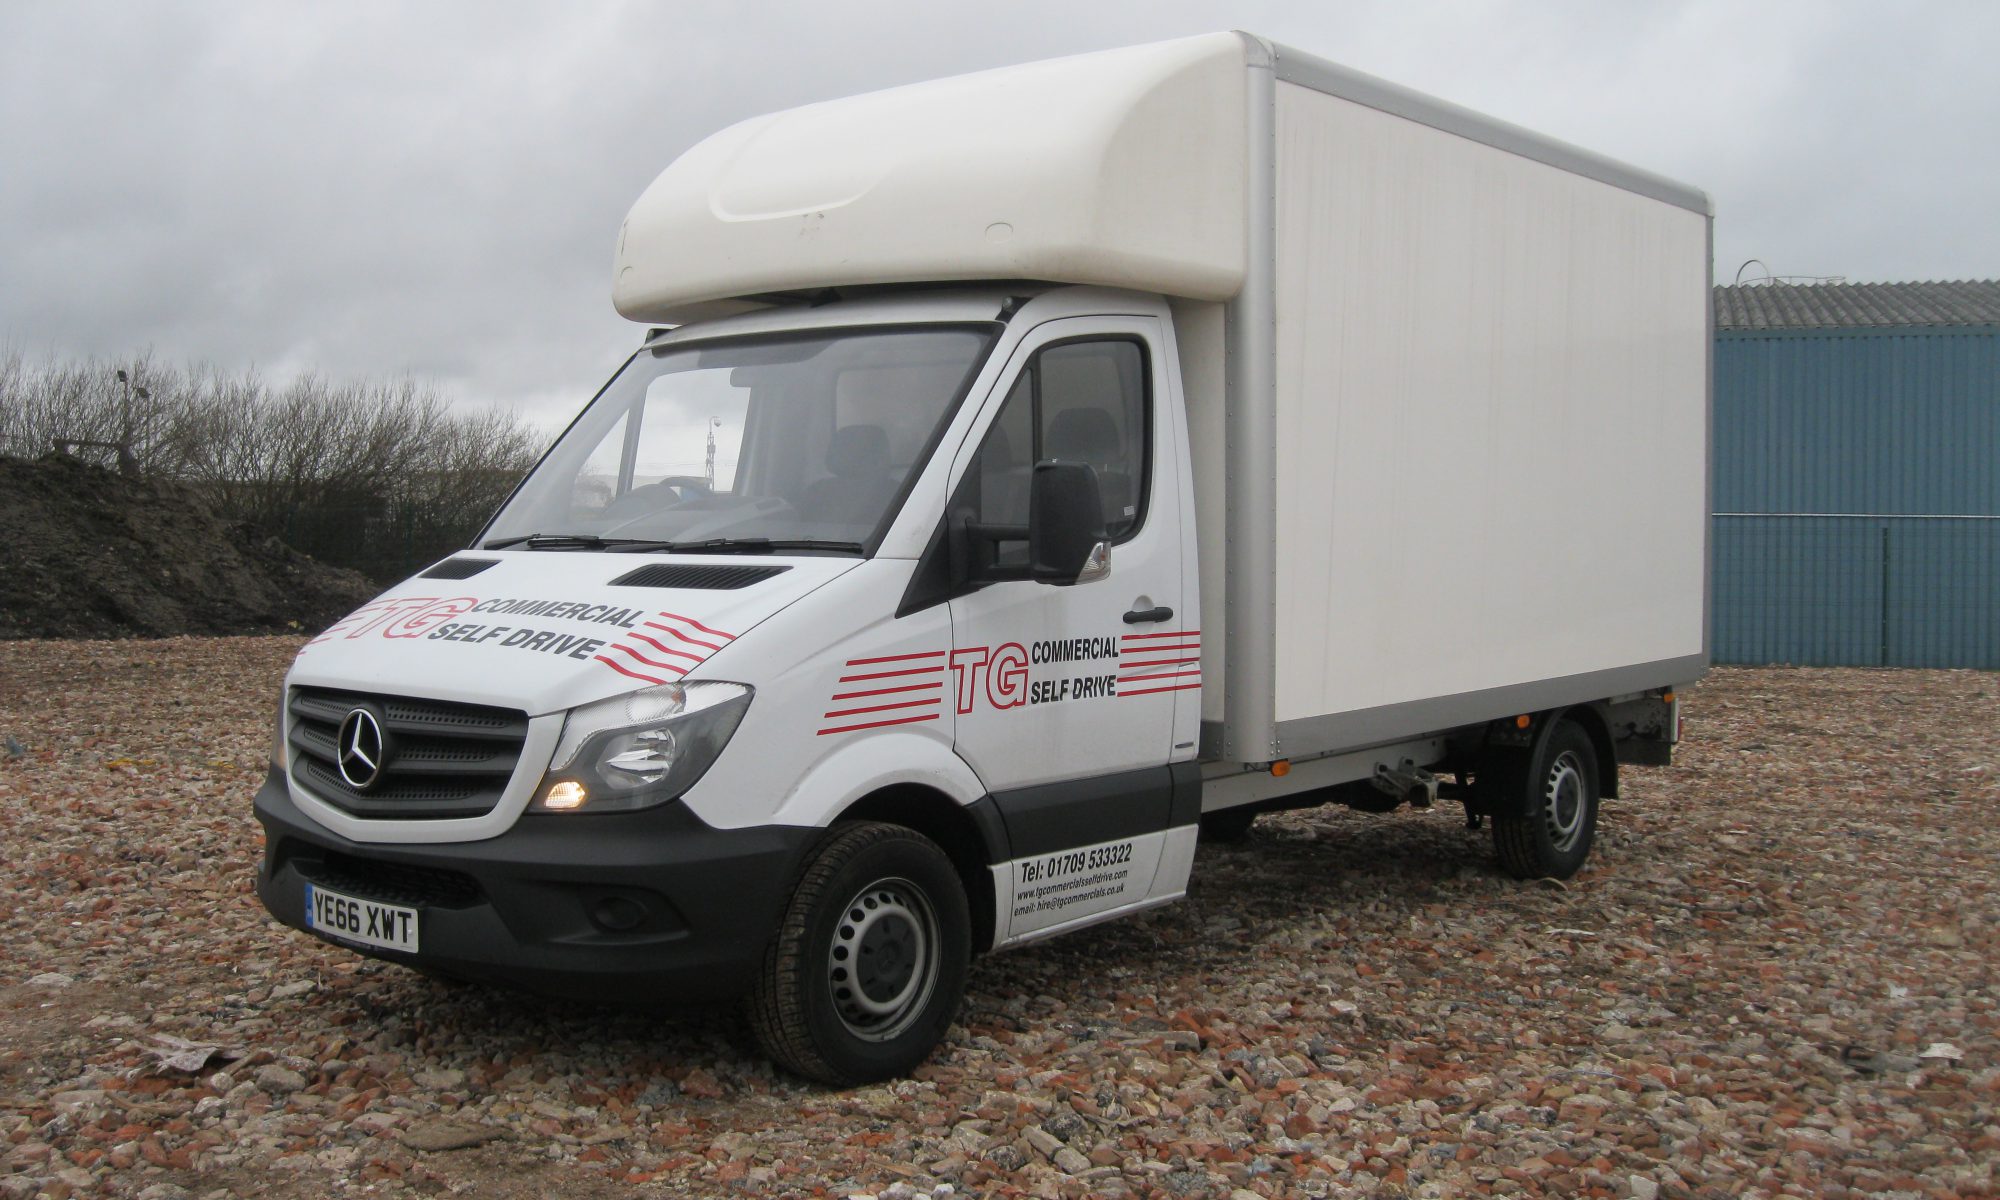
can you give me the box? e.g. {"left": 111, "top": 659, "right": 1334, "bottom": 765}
{"left": 0, "top": 348, "right": 542, "bottom": 581}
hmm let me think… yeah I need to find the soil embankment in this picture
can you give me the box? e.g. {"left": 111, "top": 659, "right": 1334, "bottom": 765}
{"left": 0, "top": 454, "right": 376, "bottom": 638}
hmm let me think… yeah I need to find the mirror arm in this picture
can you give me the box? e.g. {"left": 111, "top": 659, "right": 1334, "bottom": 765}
{"left": 964, "top": 521, "right": 1028, "bottom": 545}
{"left": 957, "top": 519, "right": 1031, "bottom": 584}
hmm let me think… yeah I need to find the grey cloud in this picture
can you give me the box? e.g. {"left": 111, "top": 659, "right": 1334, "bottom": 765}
{"left": 4, "top": 0, "right": 1996, "bottom": 431}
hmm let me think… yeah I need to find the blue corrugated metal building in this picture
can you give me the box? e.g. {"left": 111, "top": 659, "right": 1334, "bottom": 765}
{"left": 1712, "top": 280, "right": 2000, "bottom": 668}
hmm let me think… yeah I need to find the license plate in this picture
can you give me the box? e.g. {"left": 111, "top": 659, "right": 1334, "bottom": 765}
{"left": 305, "top": 883, "right": 420, "bottom": 953}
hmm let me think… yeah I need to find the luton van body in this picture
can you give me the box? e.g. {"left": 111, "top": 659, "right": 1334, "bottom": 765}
{"left": 254, "top": 32, "right": 1710, "bottom": 1083}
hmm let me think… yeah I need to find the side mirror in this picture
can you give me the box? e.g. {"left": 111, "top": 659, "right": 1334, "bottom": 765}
{"left": 1030, "top": 460, "right": 1110, "bottom": 585}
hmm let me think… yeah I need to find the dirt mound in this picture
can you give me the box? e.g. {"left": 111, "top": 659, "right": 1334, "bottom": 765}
{"left": 0, "top": 454, "right": 378, "bottom": 639}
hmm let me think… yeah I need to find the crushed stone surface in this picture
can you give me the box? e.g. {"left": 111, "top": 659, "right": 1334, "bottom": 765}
{"left": 0, "top": 638, "right": 1994, "bottom": 1199}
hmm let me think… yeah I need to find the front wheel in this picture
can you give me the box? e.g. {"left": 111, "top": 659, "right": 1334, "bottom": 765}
{"left": 749, "top": 823, "right": 970, "bottom": 1085}
{"left": 1492, "top": 719, "right": 1600, "bottom": 880}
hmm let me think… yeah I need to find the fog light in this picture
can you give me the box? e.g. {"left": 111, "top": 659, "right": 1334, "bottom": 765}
{"left": 544, "top": 780, "right": 588, "bottom": 811}
{"left": 590, "top": 895, "right": 648, "bottom": 932}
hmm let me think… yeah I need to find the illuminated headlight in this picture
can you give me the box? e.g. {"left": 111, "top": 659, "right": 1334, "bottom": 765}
{"left": 532, "top": 682, "right": 752, "bottom": 814}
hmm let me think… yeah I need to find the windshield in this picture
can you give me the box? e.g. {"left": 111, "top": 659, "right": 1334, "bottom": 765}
{"left": 485, "top": 326, "right": 995, "bottom": 552}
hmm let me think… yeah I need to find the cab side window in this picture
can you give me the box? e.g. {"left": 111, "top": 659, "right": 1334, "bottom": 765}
{"left": 966, "top": 338, "right": 1148, "bottom": 545}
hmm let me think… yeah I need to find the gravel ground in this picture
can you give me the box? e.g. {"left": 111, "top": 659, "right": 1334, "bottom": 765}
{"left": 0, "top": 638, "right": 1995, "bottom": 1200}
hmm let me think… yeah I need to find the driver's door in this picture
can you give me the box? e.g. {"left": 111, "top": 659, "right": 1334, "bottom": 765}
{"left": 945, "top": 317, "right": 1196, "bottom": 942}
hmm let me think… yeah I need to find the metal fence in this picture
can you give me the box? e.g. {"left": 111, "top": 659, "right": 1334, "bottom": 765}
{"left": 274, "top": 500, "right": 489, "bottom": 586}
{"left": 1714, "top": 514, "right": 2000, "bottom": 668}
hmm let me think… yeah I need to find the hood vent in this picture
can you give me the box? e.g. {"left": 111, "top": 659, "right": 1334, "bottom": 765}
{"left": 609, "top": 563, "right": 791, "bottom": 590}
{"left": 421, "top": 557, "right": 499, "bottom": 580}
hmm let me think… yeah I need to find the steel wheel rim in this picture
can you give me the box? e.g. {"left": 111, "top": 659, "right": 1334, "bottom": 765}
{"left": 1542, "top": 751, "right": 1587, "bottom": 852}
{"left": 826, "top": 877, "right": 938, "bottom": 1042}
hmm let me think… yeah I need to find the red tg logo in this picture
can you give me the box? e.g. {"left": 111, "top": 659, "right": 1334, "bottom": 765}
{"left": 949, "top": 644, "right": 1029, "bottom": 713}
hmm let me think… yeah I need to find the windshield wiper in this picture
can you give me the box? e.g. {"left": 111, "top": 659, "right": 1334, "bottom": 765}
{"left": 639, "top": 537, "right": 866, "bottom": 556}
{"left": 481, "top": 533, "right": 663, "bottom": 550}
{"left": 487, "top": 533, "right": 865, "bottom": 555}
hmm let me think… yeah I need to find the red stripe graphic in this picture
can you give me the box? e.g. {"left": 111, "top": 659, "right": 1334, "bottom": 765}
{"left": 1118, "top": 682, "right": 1203, "bottom": 697}
{"left": 822, "top": 697, "right": 942, "bottom": 720}
{"left": 1117, "top": 655, "right": 1201, "bottom": 669}
{"left": 839, "top": 665, "right": 946, "bottom": 682}
{"left": 612, "top": 643, "right": 692, "bottom": 675}
{"left": 831, "top": 680, "right": 945, "bottom": 702}
{"left": 1116, "top": 668, "right": 1202, "bottom": 683}
{"left": 594, "top": 655, "right": 673, "bottom": 686}
{"left": 654, "top": 610, "right": 735, "bottom": 641}
{"left": 595, "top": 610, "right": 736, "bottom": 686}
{"left": 818, "top": 647, "right": 952, "bottom": 734}
{"left": 1121, "top": 629, "right": 1201, "bottom": 640}
{"left": 817, "top": 712, "right": 941, "bottom": 736}
{"left": 625, "top": 631, "right": 705, "bottom": 662}
{"left": 846, "top": 650, "right": 947, "bottom": 666}
{"left": 642, "top": 620, "right": 726, "bottom": 653}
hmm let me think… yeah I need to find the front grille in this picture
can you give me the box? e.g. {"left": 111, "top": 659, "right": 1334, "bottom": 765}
{"left": 288, "top": 687, "right": 528, "bottom": 820}
{"left": 297, "top": 848, "right": 482, "bottom": 908}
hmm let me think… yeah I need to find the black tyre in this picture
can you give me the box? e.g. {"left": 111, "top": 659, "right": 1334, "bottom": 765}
{"left": 1492, "top": 719, "right": 1600, "bottom": 880}
{"left": 748, "top": 822, "right": 970, "bottom": 1085}
{"left": 1199, "top": 808, "right": 1258, "bottom": 843}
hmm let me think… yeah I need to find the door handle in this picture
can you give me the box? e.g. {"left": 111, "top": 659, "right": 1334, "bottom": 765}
{"left": 1122, "top": 605, "right": 1174, "bottom": 624}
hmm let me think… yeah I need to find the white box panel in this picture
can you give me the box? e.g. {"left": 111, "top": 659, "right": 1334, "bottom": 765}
{"left": 1270, "top": 82, "right": 1708, "bottom": 727}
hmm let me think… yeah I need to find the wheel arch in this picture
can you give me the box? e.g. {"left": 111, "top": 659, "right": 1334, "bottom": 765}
{"left": 1556, "top": 703, "right": 1620, "bottom": 800}
{"left": 1467, "top": 703, "right": 1619, "bottom": 819}
{"left": 1488, "top": 706, "right": 1607, "bottom": 881}
{"left": 833, "top": 784, "right": 1002, "bottom": 953}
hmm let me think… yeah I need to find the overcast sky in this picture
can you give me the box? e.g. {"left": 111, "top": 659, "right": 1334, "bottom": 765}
{"left": 4, "top": 1, "right": 1997, "bottom": 429}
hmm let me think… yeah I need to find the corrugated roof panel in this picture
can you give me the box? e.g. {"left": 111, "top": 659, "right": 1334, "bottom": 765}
{"left": 1715, "top": 280, "right": 2000, "bottom": 330}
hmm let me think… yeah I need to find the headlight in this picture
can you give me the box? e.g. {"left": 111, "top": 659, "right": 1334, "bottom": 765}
{"left": 532, "top": 681, "right": 753, "bottom": 814}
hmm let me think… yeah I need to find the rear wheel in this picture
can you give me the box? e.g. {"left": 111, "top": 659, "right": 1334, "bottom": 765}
{"left": 1492, "top": 719, "right": 1600, "bottom": 880}
{"left": 749, "top": 823, "right": 969, "bottom": 1085}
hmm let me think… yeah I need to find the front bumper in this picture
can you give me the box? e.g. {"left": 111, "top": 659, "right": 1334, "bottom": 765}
{"left": 253, "top": 765, "right": 817, "bottom": 1003}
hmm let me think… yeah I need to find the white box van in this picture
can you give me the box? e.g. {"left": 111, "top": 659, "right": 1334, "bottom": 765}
{"left": 255, "top": 32, "right": 1709, "bottom": 1083}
